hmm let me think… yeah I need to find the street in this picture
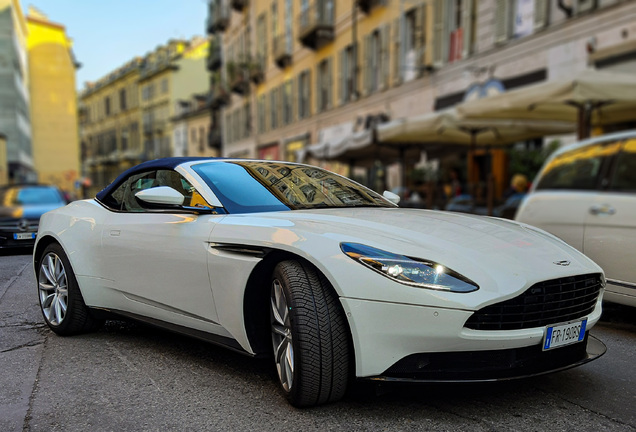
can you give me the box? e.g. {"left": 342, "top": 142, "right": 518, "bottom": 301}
{"left": 1, "top": 251, "right": 635, "bottom": 432}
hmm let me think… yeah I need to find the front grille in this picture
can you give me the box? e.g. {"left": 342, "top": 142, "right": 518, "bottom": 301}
{"left": 465, "top": 273, "right": 602, "bottom": 330}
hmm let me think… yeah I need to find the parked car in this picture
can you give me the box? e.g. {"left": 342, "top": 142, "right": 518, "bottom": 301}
{"left": 0, "top": 184, "right": 67, "bottom": 248}
{"left": 516, "top": 131, "right": 636, "bottom": 307}
{"left": 35, "top": 158, "right": 606, "bottom": 407}
{"left": 445, "top": 193, "right": 525, "bottom": 219}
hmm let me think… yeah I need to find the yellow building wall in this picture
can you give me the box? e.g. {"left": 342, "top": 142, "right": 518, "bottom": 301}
{"left": 27, "top": 15, "right": 80, "bottom": 194}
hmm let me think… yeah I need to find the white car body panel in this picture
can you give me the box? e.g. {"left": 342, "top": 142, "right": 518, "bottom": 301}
{"left": 35, "top": 160, "right": 606, "bottom": 378}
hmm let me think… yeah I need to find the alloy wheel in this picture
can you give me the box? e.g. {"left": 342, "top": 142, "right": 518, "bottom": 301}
{"left": 38, "top": 252, "right": 68, "bottom": 326}
{"left": 270, "top": 279, "right": 294, "bottom": 392}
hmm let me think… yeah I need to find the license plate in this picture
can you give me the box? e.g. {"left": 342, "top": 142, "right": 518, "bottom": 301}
{"left": 543, "top": 319, "right": 587, "bottom": 350}
{"left": 13, "top": 232, "right": 36, "bottom": 240}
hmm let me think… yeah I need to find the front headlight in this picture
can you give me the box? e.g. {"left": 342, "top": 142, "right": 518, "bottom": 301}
{"left": 341, "top": 243, "right": 478, "bottom": 293}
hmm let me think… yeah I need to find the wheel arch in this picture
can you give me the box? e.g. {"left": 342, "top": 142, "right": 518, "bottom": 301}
{"left": 242, "top": 248, "right": 355, "bottom": 370}
{"left": 33, "top": 235, "right": 63, "bottom": 276}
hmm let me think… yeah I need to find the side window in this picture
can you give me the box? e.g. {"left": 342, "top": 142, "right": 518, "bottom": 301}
{"left": 611, "top": 139, "right": 636, "bottom": 192}
{"left": 120, "top": 169, "right": 212, "bottom": 212}
{"left": 535, "top": 141, "right": 621, "bottom": 191}
{"left": 101, "top": 182, "right": 127, "bottom": 210}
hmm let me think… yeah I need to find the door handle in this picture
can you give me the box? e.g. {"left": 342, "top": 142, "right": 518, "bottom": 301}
{"left": 589, "top": 205, "right": 616, "bottom": 216}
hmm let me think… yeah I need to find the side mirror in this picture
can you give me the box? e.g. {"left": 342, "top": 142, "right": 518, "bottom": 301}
{"left": 135, "top": 186, "right": 185, "bottom": 206}
{"left": 383, "top": 190, "right": 400, "bottom": 205}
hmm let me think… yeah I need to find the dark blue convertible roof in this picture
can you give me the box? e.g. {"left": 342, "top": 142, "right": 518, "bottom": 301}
{"left": 95, "top": 157, "right": 222, "bottom": 201}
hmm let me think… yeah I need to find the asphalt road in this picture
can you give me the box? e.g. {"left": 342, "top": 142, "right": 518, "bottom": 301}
{"left": 2, "top": 251, "right": 635, "bottom": 432}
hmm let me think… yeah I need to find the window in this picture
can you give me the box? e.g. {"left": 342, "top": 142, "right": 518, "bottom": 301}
{"left": 536, "top": 141, "right": 621, "bottom": 191}
{"left": 257, "top": 94, "right": 266, "bottom": 133}
{"left": 285, "top": 0, "right": 293, "bottom": 54}
{"left": 611, "top": 140, "right": 636, "bottom": 192}
{"left": 199, "top": 126, "right": 205, "bottom": 153}
{"left": 106, "top": 170, "right": 210, "bottom": 212}
{"left": 119, "top": 88, "right": 127, "bottom": 111}
{"left": 161, "top": 78, "right": 169, "bottom": 94}
{"left": 257, "top": 13, "right": 268, "bottom": 66}
{"left": 298, "top": 70, "right": 311, "bottom": 119}
{"left": 340, "top": 45, "right": 355, "bottom": 104}
{"left": 316, "top": 58, "right": 331, "bottom": 113}
{"left": 105, "top": 97, "right": 111, "bottom": 116}
{"left": 283, "top": 80, "right": 293, "bottom": 125}
{"left": 270, "top": 88, "right": 279, "bottom": 129}
{"left": 494, "top": 0, "right": 549, "bottom": 44}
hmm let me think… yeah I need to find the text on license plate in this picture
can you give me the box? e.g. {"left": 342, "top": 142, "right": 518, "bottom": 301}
{"left": 543, "top": 319, "right": 587, "bottom": 350}
{"left": 13, "top": 232, "right": 36, "bottom": 240}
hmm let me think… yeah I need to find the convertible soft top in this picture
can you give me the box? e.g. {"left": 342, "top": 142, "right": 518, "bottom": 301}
{"left": 95, "top": 157, "right": 221, "bottom": 201}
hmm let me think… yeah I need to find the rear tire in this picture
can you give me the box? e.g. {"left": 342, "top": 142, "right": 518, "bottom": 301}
{"left": 269, "top": 260, "right": 351, "bottom": 407}
{"left": 37, "top": 243, "right": 102, "bottom": 335}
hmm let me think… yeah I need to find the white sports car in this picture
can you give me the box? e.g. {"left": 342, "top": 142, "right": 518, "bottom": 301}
{"left": 34, "top": 158, "right": 606, "bottom": 407}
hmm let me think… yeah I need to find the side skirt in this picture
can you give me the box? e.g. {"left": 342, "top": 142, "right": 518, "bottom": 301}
{"left": 89, "top": 307, "right": 258, "bottom": 357}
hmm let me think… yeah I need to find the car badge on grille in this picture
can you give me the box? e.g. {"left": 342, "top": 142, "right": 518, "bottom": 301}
{"left": 553, "top": 260, "right": 571, "bottom": 266}
{"left": 18, "top": 219, "right": 29, "bottom": 232}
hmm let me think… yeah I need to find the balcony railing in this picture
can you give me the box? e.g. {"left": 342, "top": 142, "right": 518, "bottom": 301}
{"left": 207, "top": 43, "right": 222, "bottom": 71}
{"left": 207, "top": 0, "right": 230, "bottom": 34}
{"left": 227, "top": 62, "right": 249, "bottom": 95}
{"left": 208, "top": 128, "right": 222, "bottom": 149}
{"left": 273, "top": 34, "right": 292, "bottom": 68}
{"left": 248, "top": 55, "right": 265, "bottom": 84}
{"left": 357, "top": 0, "right": 385, "bottom": 14}
{"left": 297, "top": 0, "right": 335, "bottom": 50}
{"left": 210, "top": 78, "right": 230, "bottom": 109}
{"left": 230, "top": 0, "right": 248, "bottom": 12}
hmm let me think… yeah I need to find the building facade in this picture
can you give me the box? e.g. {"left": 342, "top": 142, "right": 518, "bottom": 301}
{"left": 207, "top": 0, "right": 636, "bottom": 198}
{"left": 27, "top": 8, "right": 81, "bottom": 194}
{"left": 0, "top": 0, "right": 33, "bottom": 184}
{"left": 80, "top": 36, "right": 210, "bottom": 196}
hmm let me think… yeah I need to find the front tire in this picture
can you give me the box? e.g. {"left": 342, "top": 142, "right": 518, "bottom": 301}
{"left": 269, "top": 260, "right": 351, "bottom": 407}
{"left": 37, "top": 243, "right": 101, "bottom": 335}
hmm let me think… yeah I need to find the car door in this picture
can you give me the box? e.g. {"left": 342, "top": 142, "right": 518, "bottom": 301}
{"left": 100, "top": 169, "right": 223, "bottom": 326}
{"left": 517, "top": 139, "right": 618, "bottom": 251}
{"left": 584, "top": 138, "right": 636, "bottom": 299}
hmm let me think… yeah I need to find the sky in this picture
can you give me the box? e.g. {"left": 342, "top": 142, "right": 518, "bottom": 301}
{"left": 21, "top": 0, "right": 209, "bottom": 89}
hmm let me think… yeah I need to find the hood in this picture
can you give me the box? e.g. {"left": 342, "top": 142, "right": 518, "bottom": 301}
{"left": 213, "top": 208, "right": 602, "bottom": 308}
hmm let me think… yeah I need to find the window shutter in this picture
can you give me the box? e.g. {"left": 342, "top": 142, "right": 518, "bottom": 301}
{"left": 381, "top": 24, "right": 390, "bottom": 90}
{"left": 291, "top": 79, "right": 297, "bottom": 123}
{"left": 432, "top": 0, "right": 445, "bottom": 67}
{"left": 316, "top": 64, "right": 322, "bottom": 113}
{"left": 462, "top": 0, "right": 474, "bottom": 58}
{"left": 338, "top": 49, "right": 344, "bottom": 105}
{"left": 414, "top": 4, "right": 425, "bottom": 76}
{"left": 306, "top": 69, "right": 311, "bottom": 117}
{"left": 494, "top": 0, "right": 510, "bottom": 44}
{"left": 392, "top": 17, "right": 402, "bottom": 85}
{"left": 534, "top": 0, "right": 549, "bottom": 30}
{"left": 327, "top": 57, "right": 333, "bottom": 109}
{"left": 363, "top": 34, "right": 371, "bottom": 97}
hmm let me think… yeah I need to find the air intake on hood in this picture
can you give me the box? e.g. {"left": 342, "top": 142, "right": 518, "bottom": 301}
{"left": 465, "top": 273, "right": 603, "bottom": 331}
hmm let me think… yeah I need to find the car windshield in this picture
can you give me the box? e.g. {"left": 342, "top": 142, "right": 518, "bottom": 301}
{"left": 192, "top": 161, "right": 393, "bottom": 214}
{"left": 0, "top": 186, "right": 64, "bottom": 206}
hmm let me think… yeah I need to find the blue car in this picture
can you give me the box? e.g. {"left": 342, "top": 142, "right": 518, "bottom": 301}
{"left": 0, "top": 184, "right": 67, "bottom": 248}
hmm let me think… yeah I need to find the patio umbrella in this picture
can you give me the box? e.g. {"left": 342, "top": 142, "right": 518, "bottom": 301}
{"left": 456, "top": 69, "right": 636, "bottom": 139}
{"left": 376, "top": 109, "right": 575, "bottom": 214}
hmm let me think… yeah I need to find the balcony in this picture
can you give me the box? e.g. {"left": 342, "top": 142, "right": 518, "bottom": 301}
{"left": 210, "top": 79, "right": 230, "bottom": 109}
{"left": 357, "top": 0, "right": 385, "bottom": 14}
{"left": 230, "top": 0, "right": 248, "bottom": 12}
{"left": 208, "top": 128, "right": 222, "bottom": 149}
{"left": 273, "top": 34, "right": 292, "bottom": 69}
{"left": 227, "top": 62, "right": 249, "bottom": 95}
{"left": 207, "top": 0, "right": 230, "bottom": 34}
{"left": 248, "top": 56, "right": 265, "bottom": 84}
{"left": 297, "top": 1, "right": 335, "bottom": 50}
{"left": 207, "top": 43, "right": 222, "bottom": 71}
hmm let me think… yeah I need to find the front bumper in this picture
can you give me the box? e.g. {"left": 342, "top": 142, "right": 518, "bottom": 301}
{"left": 340, "top": 296, "right": 604, "bottom": 378}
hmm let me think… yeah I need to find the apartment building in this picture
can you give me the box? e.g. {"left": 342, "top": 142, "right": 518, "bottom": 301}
{"left": 207, "top": 0, "right": 636, "bottom": 197}
{"left": 80, "top": 37, "right": 210, "bottom": 196}
{"left": 0, "top": 0, "right": 33, "bottom": 184}
{"left": 27, "top": 8, "right": 80, "bottom": 194}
